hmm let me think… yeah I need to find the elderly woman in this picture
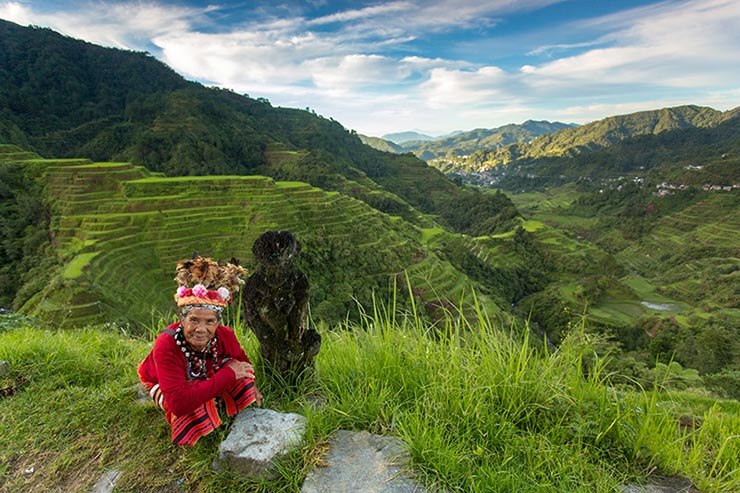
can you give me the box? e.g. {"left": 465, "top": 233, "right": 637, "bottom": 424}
{"left": 138, "top": 256, "right": 262, "bottom": 446}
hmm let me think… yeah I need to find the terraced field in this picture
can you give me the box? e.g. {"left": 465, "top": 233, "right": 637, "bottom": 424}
{"left": 505, "top": 184, "right": 580, "bottom": 215}
{"left": 0, "top": 145, "right": 502, "bottom": 327}
{"left": 506, "top": 183, "right": 740, "bottom": 330}
{"left": 617, "top": 193, "right": 740, "bottom": 315}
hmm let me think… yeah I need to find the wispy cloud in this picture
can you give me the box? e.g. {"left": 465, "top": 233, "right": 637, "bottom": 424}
{"left": 527, "top": 40, "right": 604, "bottom": 57}
{"left": 524, "top": 0, "right": 740, "bottom": 90}
{"left": 416, "top": 0, "right": 740, "bottom": 119}
{"left": 1, "top": 0, "right": 211, "bottom": 50}
{"left": 308, "top": 1, "right": 411, "bottom": 26}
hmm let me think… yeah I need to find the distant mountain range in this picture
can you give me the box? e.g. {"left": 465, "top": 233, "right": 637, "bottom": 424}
{"left": 364, "top": 121, "right": 576, "bottom": 160}
{"left": 491, "top": 107, "right": 740, "bottom": 190}
{"left": 446, "top": 105, "right": 740, "bottom": 176}
{"left": 366, "top": 107, "right": 740, "bottom": 181}
{"left": 381, "top": 131, "right": 437, "bottom": 144}
{"left": 357, "top": 134, "right": 406, "bottom": 153}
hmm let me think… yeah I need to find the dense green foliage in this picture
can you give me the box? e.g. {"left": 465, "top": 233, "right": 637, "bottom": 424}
{"left": 1, "top": 309, "right": 738, "bottom": 492}
{"left": 0, "top": 21, "right": 188, "bottom": 138}
{"left": 0, "top": 153, "right": 56, "bottom": 308}
{"left": 507, "top": 182, "right": 740, "bottom": 399}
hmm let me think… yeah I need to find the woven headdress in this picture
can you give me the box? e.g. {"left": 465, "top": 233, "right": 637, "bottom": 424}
{"left": 173, "top": 255, "right": 247, "bottom": 310}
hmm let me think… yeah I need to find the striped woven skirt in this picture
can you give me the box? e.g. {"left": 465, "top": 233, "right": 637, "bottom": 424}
{"left": 143, "top": 378, "right": 257, "bottom": 446}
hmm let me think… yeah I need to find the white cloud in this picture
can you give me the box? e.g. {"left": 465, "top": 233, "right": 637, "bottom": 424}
{"left": 1, "top": 0, "right": 203, "bottom": 49}
{"left": 526, "top": 40, "right": 603, "bottom": 57}
{"left": 308, "top": 1, "right": 411, "bottom": 26}
{"left": 153, "top": 29, "right": 334, "bottom": 86}
{"left": 421, "top": 66, "right": 513, "bottom": 108}
{"left": 0, "top": 1, "right": 31, "bottom": 24}
{"left": 303, "top": 54, "right": 410, "bottom": 90}
{"left": 523, "top": 0, "right": 740, "bottom": 91}
{"left": 383, "top": 0, "right": 563, "bottom": 33}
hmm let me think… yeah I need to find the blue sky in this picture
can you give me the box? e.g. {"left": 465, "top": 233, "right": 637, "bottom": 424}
{"left": 2, "top": 0, "right": 739, "bottom": 136}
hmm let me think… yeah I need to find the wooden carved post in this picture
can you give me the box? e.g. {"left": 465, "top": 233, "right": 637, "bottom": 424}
{"left": 244, "top": 231, "right": 321, "bottom": 380}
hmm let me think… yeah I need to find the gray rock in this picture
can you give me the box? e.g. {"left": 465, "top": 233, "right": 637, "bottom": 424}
{"left": 135, "top": 385, "right": 150, "bottom": 405}
{"left": 619, "top": 475, "right": 699, "bottom": 493}
{"left": 215, "top": 408, "right": 306, "bottom": 479}
{"left": 303, "top": 393, "right": 327, "bottom": 412}
{"left": 301, "top": 430, "right": 428, "bottom": 493}
{"left": 91, "top": 469, "right": 121, "bottom": 493}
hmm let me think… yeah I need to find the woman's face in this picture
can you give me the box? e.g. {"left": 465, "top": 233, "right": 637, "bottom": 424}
{"left": 181, "top": 307, "right": 219, "bottom": 351}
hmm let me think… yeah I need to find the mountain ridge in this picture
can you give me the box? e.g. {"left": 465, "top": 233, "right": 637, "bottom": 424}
{"left": 380, "top": 131, "right": 436, "bottom": 144}
{"left": 405, "top": 119, "right": 576, "bottom": 161}
{"left": 450, "top": 105, "right": 736, "bottom": 174}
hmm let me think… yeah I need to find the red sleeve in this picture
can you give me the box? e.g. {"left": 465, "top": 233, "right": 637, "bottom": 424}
{"left": 151, "top": 330, "right": 238, "bottom": 416}
{"left": 217, "top": 325, "right": 251, "bottom": 364}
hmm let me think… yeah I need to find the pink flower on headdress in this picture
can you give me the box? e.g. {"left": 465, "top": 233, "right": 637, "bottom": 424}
{"left": 192, "top": 284, "right": 207, "bottom": 297}
{"left": 177, "top": 285, "right": 188, "bottom": 298}
{"left": 217, "top": 287, "right": 230, "bottom": 301}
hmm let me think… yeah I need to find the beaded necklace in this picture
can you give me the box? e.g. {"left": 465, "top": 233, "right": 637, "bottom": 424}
{"left": 174, "top": 324, "right": 221, "bottom": 380}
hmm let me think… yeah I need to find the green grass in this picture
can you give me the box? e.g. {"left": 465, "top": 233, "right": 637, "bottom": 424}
{"left": 419, "top": 227, "right": 444, "bottom": 242}
{"left": 62, "top": 253, "right": 100, "bottom": 279}
{"left": 521, "top": 219, "right": 545, "bottom": 232}
{"left": 1, "top": 305, "right": 738, "bottom": 492}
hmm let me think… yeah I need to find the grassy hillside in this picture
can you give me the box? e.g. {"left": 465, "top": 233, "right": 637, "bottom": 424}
{"left": 1, "top": 309, "right": 738, "bottom": 492}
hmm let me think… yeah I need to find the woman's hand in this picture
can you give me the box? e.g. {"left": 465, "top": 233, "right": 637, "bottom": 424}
{"left": 226, "top": 360, "right": 255, "bottom": 380}
{"left": 226, "top": 361, "right": 262, "bottom": 406}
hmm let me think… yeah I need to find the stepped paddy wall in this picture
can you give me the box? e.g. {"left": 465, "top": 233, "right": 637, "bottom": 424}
{"left": 1, "top": 145, "right": 501, "bottom": 327}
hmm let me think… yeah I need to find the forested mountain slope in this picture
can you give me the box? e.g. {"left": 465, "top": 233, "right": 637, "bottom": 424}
{"left": 405, "top": 120, "right": 575, "bottom": 161}
{"left": 494, "top": 111, "right": 740, "bottom": 190}
{"left": 447, "top": 105, "right": 737, "bottom": 173}
{"left": 0, "top": 19, "right": 517, "bottom": 238}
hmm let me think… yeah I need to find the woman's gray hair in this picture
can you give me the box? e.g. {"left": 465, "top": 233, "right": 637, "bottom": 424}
{"left": 180, "top": 304, "right": 223, "bottom": 319}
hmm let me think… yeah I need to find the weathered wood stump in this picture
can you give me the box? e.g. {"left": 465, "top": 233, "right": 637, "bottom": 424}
{"left": 244, "top": 230, "right": 321, "bottom": 380}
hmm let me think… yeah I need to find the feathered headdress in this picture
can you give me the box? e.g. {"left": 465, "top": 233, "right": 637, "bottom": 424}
{"left": 173, "top": 254, "right": 247, "bottom": 309}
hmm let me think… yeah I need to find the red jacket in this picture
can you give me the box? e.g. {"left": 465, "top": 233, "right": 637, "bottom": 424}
{"left": 138, "top": 322, "right": 251, "bottom": 416}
